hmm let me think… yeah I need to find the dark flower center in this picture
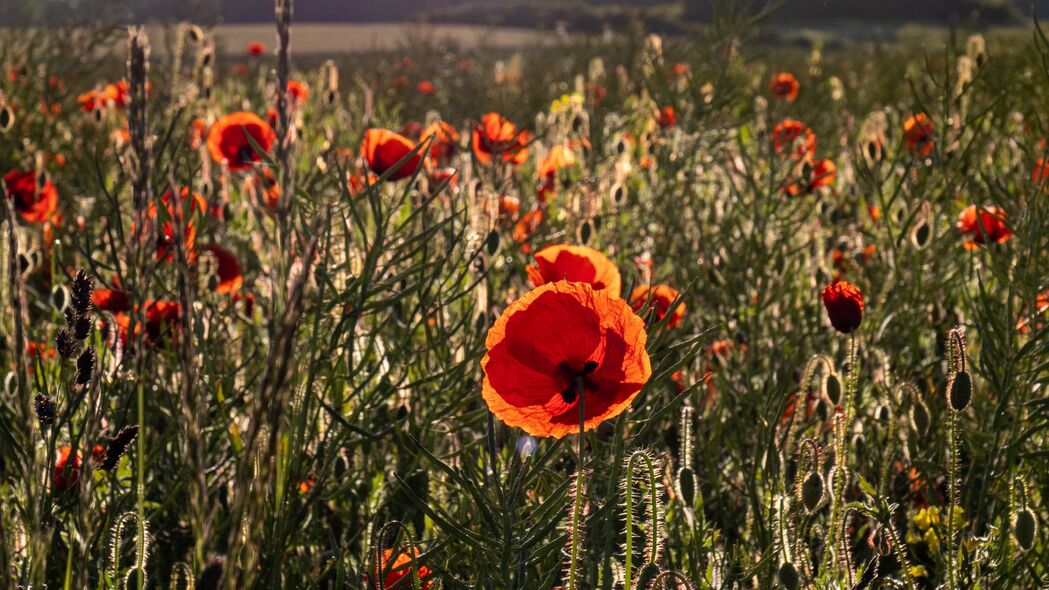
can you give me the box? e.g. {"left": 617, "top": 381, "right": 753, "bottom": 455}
{"left": 558, "top": 360, "right": 599, "bottom": 404}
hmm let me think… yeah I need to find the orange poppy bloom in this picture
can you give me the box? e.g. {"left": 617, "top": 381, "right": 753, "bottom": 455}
{"left": 630, "top": 285, "right": 686, "bottom": 329}
{"left": 151, "top": 187, "right": 207, "bottom": 262}
{"left": 247, "top": 41, "right": 266, "bottom": 56}
{"left": 809, "top": 158, "right": 836, "bottom": 190}
{"left": 284, "top": 80, "right": 309, "bottom": 106}
{"left": 499, "top": 195, "right": 520, "bottom": 216}
{"left": 200, "top": 244, "right": 244, "bottom": 294}
{"left": 416, "top": 80, "right": 436, "bottom": 96}
{"left": 360, "top": 128, "right": 422, "bottom": 181}
{"left": 347, "top": 172, "right": 379, "bottom": 196}
{"left": 113, "top": 299, "right": 182, "bottom": 348}
{"left": 956, "top": 204, "right": 1011, "bottom": 248}
{"left": 420, "top": 120, "right": 460, "bottom": 165}
{"left": 3, "top": 169, "right": 58, "bottom": 224}
{"left": 206, "top": 112, "right": 276, "bottom": 171}
{"left": 769, "top": 72, "right": 800, "bottom": 101}
{"left": 481, "top": 280, "right": 652, "bottom": 438}
{"left": 512, "top": 208, "right": 543, "bottom": 252}
{"left": 1032, "top": 158, "right": 1049, "bottom": 187}
{"left": 76, "top": 87, "right": 115, "bottom": 112}
{"left": 903, "top": 113, "right": 934, "bottom": 156}
{"left": 472, "top": 112, "right": 531, "bottom": 165}
{"left": 821, "top": 281, "right": 863, "bottom": 334}
{"left": 537, "top": 143, "right": 577, "bottom": 203}
{"left": 772, "top": 119, "right": 816, "bottom": 161}
{"left": 526, "top": 244, "right": 621, "bottom": 298}
{"left": 669, "top": 62, "right": 690, "bottom": 79}
{"left": 1016, "top": 290, "right": 1049, "bottom": 334}
{"left": 188, "top": 118, "right": 207, "bottom": 149}
{"left": 53, "top": 445, "right": 104, "bottom": 494}
{"left": 657, "top": 105, "right": 677, "bottom": 129}
{"left": 370, "top": 547, "right": 432, "bottom": 589}
{"left": 246, "top": 166, "right": 281, "bottom": 210}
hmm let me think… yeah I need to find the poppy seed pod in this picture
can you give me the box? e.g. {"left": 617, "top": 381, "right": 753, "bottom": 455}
{"left": 821, "top": 281, "right": 863, "bottom": 334}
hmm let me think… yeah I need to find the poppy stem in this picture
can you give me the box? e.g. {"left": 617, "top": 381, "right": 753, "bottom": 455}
{"left": 576, "top": 376, "right": 586, "bottom": 468}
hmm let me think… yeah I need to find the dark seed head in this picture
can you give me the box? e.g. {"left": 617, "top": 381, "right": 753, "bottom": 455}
{"left": 75, "top": 347, "right": 96, "bottom": 385}
{"left": 73, "top": 315, "right": 92, "bottom": 341}
{"left": 802, "top": 472, "right": 825, "bottom": 513}
{"left": 34, "top": 393, "right": 56, "bottom": 425}
{"left": 100, "top": 425, "right": 139, "bottom": 470}
{"left": 778, "top": 562, "right": 800, "bottom": 590}
{"left": 1013, "top": 508, "right": 1037, "bottom": 552}
{"left": 677, "top": 466, "right": 696, "bottom": 506}
{"left": 55, "top": 329, "right": 77, "bottom": 359}
{"left": 949, "top": 370, "right": 972, "bottom": 412}
{"left": 824, "top": 373, "right": 842, "bottom": 405}
{"left": 70, "top": 270, "right": 94, "bottom": 314}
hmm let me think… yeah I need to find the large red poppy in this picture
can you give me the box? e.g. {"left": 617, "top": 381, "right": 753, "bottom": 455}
{"left": 360, "top": 128, "right": 422, "bottom": 181}
{"left": 957, "top": 204, "right": 1011, "bottom": 248}
{"left": 472, "top": 112, "right": 531, "bottom": 165}
{"left": 200, "top": 244, "right": 244, "bottom": 294}
{"left": 821, "top": 281, "right": 864, "bottom": 334}
{"left": 206, "top": 112, "right": 276, "bottom": 171}
{"left": 526, "top": 244, "right": 621, "bottom": 298}
{"left": 3, "top": 169, "right": 58, "bottom": 224}
{"left": 630, "top": 285, "right": 686, "bottom": 329}
{"left": 481, "top": 281, "right": 651, "bottom": 439}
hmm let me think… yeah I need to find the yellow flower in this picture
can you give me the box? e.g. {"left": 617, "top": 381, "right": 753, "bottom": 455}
{"left": 908, "top": 565, "right": 928, "bottom": 578}
{"left": 923, "top": 528, "right": 940, "bottom": 552}
{"left": 914, "top": 506, "right": 941, "bottom": 531}
{"left": 550, "top": 92, "right": 584, "bottom": 115}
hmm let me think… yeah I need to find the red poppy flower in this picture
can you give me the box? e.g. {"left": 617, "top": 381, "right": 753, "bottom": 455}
{"left": 360, "top": 128, "right": 422, "bottom": 181}
{"left": 772, "top": 119, "right": 816, "bottom": 161}
{"left": 416, "top": 80, "right": 436, "bottom": 96}
{"left": 669, "top": 62, "right": 690, "bottom": 79}
{"left": 526, "top": 244, "right": 621, "bottom": 298}
{"left": 657, "top": 105, "right": 677, "bottom": 129}
{"left": 472, "top": 112, "right": 531, "bottom": 165}
{"left": 92, "top": 287, "right": 130, "bottom": 313}
{"left": 188, "top": 118, "right": 207, "bottom": 149}
{"left": 513, "top": 208, "right": 543, "bottom": 252}
{"left": 246, "top": 166, "right": 281, "bottom": 210}
{"left": 148, "top": 187, "right": 207, "bottom": 262}
{"left": 420, "top": 120, "right": 460, "bottom": 165}
{"left": 769, "top": 72, "right": 800, "bottom": 101}
{"left": 52, "top": 445, "right": 104, "bottom": 494}
{"left": 284, "top": 80, "right": 309, "bottom": 106}
{"left": 200, "top": 244, "right": 244, "bottom": 294}
{"left": 76, "top": 87, "right": 115, "bottom": 112}
{"left": 537, "top": 144, "right": 577, "bottom": 203}
{"left": 1033, "top": 158, "right": 1049, "bottom": 187}
{"left": 3, "top": 169, "right": 58, "bottom": 224}
{"left": 499, "top": 195, "right": 520, "bottom": 216}
{"left": 1016, "top": 290, "right": 1049, "bottom": 334}
{"left": 206, "top": 112, "right": 276, "bottom": 171}
{"left": 956, "top": 204, "right": 1011, "bottom": 248}
{"left": 26, "top": 341, "right": 55, "bottom": 361}
{"left": 370, "top": 548, "right": 432, "bottom": 589}
{"left": 903, "top": 113, "right": 934, "bottom": 156}
{"left": 247, "top": 41, "right": 266, "bottom": 56}
{"left": 630, "top": 285, "right": 686, "bottom": 329}
{"left": 347, "top": 172, "right": 379, "bottom": 196}
{"left": 821, "top": 281, "right": 864, "bottom": 334}
{"left": 481, "top": 280, "right": 652, "bottom": 438}
{"left": 113, "top": 300, "right": 182, "bottom": 348}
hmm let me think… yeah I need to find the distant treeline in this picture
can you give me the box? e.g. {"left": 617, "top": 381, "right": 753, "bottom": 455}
{"left": 2, "top": 0, "right": 1046, "bottom": 28}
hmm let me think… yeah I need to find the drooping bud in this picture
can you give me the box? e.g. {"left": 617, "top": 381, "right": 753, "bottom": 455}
{"left": 949, "top": 370, "right": 972, "bottom": 412}
{"left": 1013, "top": 508, "right": 1037, "bottom": 552}
{"left": 777, "top": 562, "right": 800, "bottom": 590}
{"left": 802, "top": 472, "right": 825, "bottom": 513}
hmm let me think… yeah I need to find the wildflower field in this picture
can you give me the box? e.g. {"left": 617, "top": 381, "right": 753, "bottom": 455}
{"left": 1, "top": 4, "right": 1048, "bottom": 589}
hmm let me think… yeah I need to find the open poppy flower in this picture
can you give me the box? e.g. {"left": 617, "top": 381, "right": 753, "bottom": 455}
{"left": 1033, "top": 158, "right": 1049, "bottom": 187}
{"left": 361, "top": 128, "right": 422, "bottom": 181}
{"left": 92, "top": 287, "right": 130, "bottom": 313}
{"left": 246, "top": 166, "right": 281, "bottom": 210}
{"left": 630, "top": 284, "right": 686, "bottom": 329}
{"left": 903, "top": 113, "right": 934, "bottom": 156}
{"left": 206, "top": 112, "right": 276, "bottom": 171}
{"left": 512, "top": 208, "right": 544, "bottom": 252}
{"left": 247, "top": 41, "right": 266, "bottom": 56}
{"left": 537, "top": 143, "right": 577, "bottom": 203}
{"left": 76, "top": 86, "right": 116, "bottom": 112}
{"left": 957, "top": 204, "right": 1011, "bottom": 248}
{"left": 526, "top": 244, "right": 621, "bottom": 298}
{"left": 370, "top": 547, "right": 432, "bottom": 589}
{"left": 150, "top": 187, "right": 207, "bottom": 262}
{"left": 657, "top": 105, "right": 677, "bottom": 129}
{"left": 112, "top": 299, "right": 182, "bottom": 349}
{"left": 769, "top": 72, "right": 800, "bottom": 101}
{"left": 200, "top": 244, "right": 244, "bottom": 294}
{"left": 416, "top": 80, "right": 436, "bottom": 96}
{"left": 821, "top": 281, "right": 863, "bottom": 334}
{"left": 284, "top": 80, "right": 309, "bottom": 106}
{"left": 772, "top": 119, "right": 816, "bottom": 161}
{"left": 3, "top": 169, "right": 58, "bottom": 224}
{"left": 481, "top": 280, "right": 651, "bottom": 439}
{"left": 52, "top": 445, "right": 104, "bottom": 494}
{"left": 472, "top": 112, "right": 531, "bottom": 165}
{"left": 420, "top": 120, "right": 460, "bottom": 165}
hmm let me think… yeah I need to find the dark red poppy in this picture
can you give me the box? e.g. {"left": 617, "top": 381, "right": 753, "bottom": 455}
{"left": 416, "top": 80, "right": 436, "bottom": 96}
{"left": 772, "top": 119, "right": 816, "bottom": 161}
{"left": 200, "top": 244, "right": 244, "bottom": 294}
{"left": 769, "top": 72, "right": 800, "bottom": 101}
{"left": 151, "top": 187, "right": 207, "bottom": 262}
{"left": 206, "top": 112, "right": 276, "bottom": 171}
{"left": 472, "top": 112, "right": 531, "bottom": 165}
{"left": 247, "top": 41, "right": 266, "bottom": 56}
{"left": 52, "top": 445, "right": 104, "bottom": 494}
{"left": 657, "top": 105, "right": 677, "bottom": 129}
{"left": 821, "top": 281, "right": 863, "bottom": 334}
{"left": 957, "top": 205, "right": 1011, "bottom": 248}
{"left": 630, "top": 284, "right": 686, "bottom": 329}
{"left": 3, "top": 169, "right": 58, "bottom": 224}
{"left": 526, "top": 244, "right": 621, "bottom": 298}
{"left": 360, "top": 128, "right": 422, "bottom": 180}
{"left": 420, "top": 120, "right": 460, "bottom": 165}
{"left": 92, "top": 287, "right": 130, "bottom": 313}
{"left": 481, "top": 280, "right": 652, "bottom": 438}
{"left": 903, "top": 113, "right": 934, "bottom": 156}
